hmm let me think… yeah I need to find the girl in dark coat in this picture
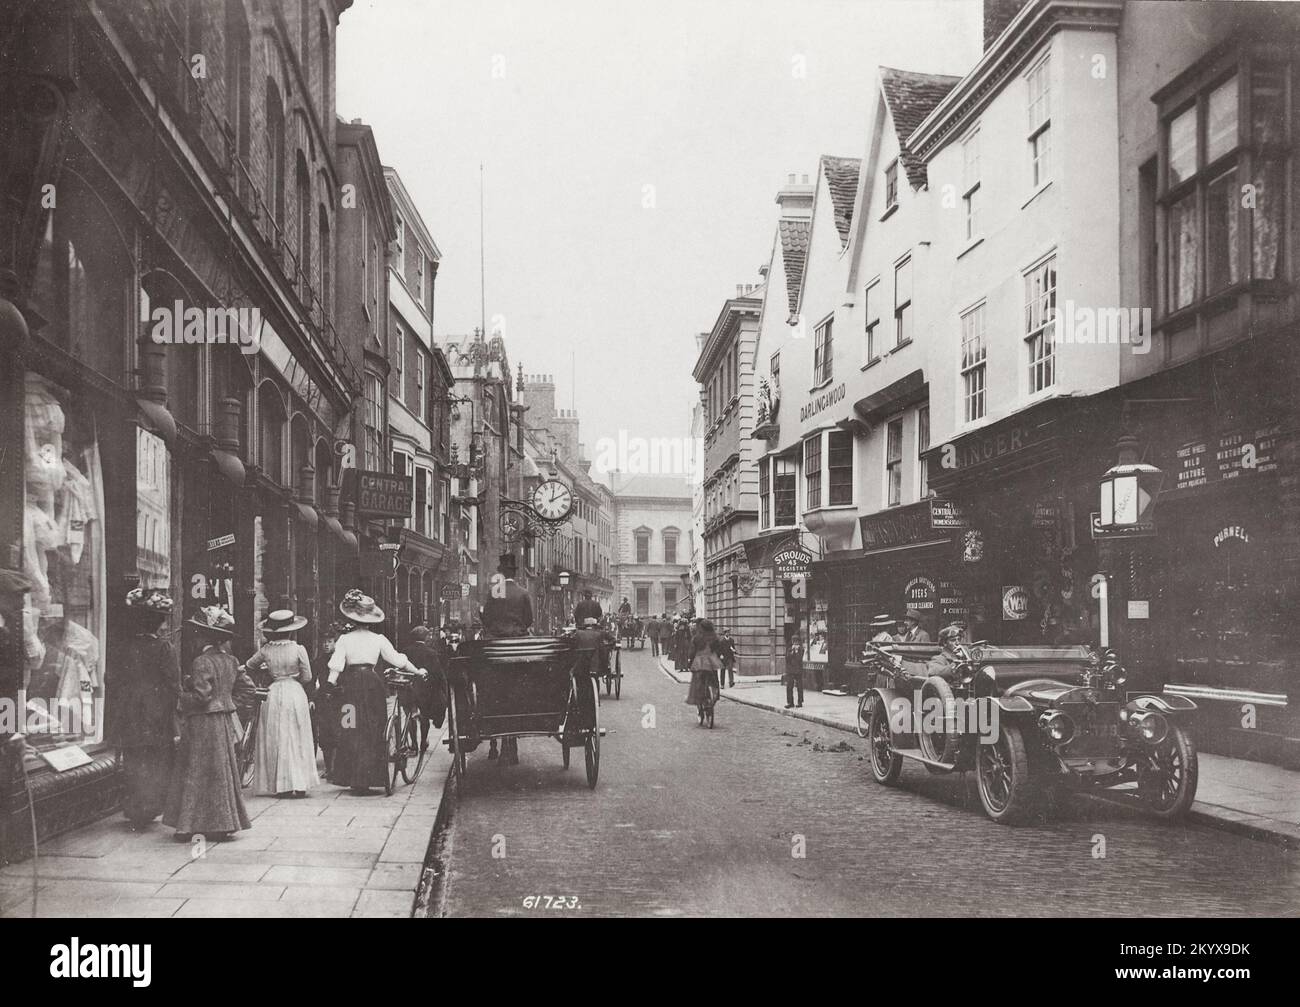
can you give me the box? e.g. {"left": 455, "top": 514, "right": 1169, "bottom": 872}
{"left": 112, "top": 588, "right": 180, "bottom": 830}
{"left": 163, "top": 606, "right": 251, "bottom": 839}
{"left": 685, "top": 620, "right": 722, "bottom": 725}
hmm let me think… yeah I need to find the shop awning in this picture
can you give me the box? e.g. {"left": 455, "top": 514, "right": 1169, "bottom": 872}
{"left": 136, "top": 397, "right": 177, "bottom": 446}
{"left": 210, "top": 447, "right": 245, "bottom": 487}
{"left": 853, "top": 369, "right": 927, "bottom": 423}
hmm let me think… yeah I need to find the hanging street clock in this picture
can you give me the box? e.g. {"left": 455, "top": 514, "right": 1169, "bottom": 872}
{"left": 531, "top": 478, "right": 574, "bottom": 522}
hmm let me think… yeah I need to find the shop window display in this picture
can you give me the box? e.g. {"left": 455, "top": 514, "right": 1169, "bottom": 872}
{"left": 21, "top": 374, "right": 106, "bottom": 750}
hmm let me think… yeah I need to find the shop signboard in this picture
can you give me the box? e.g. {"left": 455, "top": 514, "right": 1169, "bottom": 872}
{"left": 354, "top": 470, "right": 414, "bottom": 518}
{"left": 904, "top": 576, "right": 936, "bottom": 612}
{"left": 1170, "top": 422, "right": 1285, "bottom": 493}
{"left": 929, "top": 498, "right": 970, "bottom": 529}
{"left": 773, "top": 546, "right": 812, "bottom": 578}
{"left": 440, "top": 584, "right": 462, "bottom": 601}
{"left": 1002, "top": 585, "right": 1030, "bottom": 621}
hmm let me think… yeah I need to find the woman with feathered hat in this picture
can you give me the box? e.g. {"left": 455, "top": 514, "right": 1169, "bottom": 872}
{"left": 111, "top": 587, "right": 181, "bottom": 830}
{"left": 243, "top": 610, "right": 319, "bottom": 797}
{"left": 163, "top": 606, "right": 251, "bottom": 839}
{"left": 327, "top": 589, "right": 422, "bottom": 793}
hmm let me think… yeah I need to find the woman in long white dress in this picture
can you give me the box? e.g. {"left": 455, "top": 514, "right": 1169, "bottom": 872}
{"left": 244, "top": 610, "right": 320, "bottom": 797}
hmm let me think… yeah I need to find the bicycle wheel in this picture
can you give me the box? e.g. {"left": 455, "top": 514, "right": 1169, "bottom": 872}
{"left": 239, "top": 706, "right": 259, "bottom": 788}
{"left": 855, "top": 692, "right": 871, "bottom": 739}
{"left": 401, "top": 714, "right": 429, "bottom": 784}
{"left": 384, "top": 714, "right": 402, "bottom": 796}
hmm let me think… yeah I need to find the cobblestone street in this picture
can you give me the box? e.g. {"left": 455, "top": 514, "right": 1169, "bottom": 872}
{"left": 440, "top": 647, "right": 1300, "bottom": 917}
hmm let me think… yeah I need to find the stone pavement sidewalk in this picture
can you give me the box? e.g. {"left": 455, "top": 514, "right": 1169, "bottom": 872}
{"left": 660, "top": 655, "right": 1300, "bottom": 847}
{"left": 0, "top": 737, "right": 452, "bottom": 919}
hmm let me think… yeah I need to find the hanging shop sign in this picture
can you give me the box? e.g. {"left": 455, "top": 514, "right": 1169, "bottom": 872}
{"left": 773, "top": 546, "right": 812, "bottom": 578}
{"left": 440, "top": 584, "right": 462, "bottom": 601}
{"left": 1002, "top": 585, "right": 1030, "bottom": 621}
{"left": 354, "top": 470, "right": 414, "bottom": 518}
{"left": 1169, "top": 422, "right": 1284, "bottom": 494}
{"left": 1089, "top": 512, "right": 1156, "bottom": 540}
{"left": 961, "top": 529, "right": 984, "bottom": 563}
{"left": 1032, "top": 500, "right": 1061, "bottom": 530}
{"left": 207, "top": 533, "right": 236, "bottom": 551}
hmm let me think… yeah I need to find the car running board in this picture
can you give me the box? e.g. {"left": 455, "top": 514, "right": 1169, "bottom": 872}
{"left": 892, "top": 747, "right": 958, "bottom": 772}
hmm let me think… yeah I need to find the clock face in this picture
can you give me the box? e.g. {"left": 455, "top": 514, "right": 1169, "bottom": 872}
{"left": 532, "top": 479, "right": 573, "bottom": 521}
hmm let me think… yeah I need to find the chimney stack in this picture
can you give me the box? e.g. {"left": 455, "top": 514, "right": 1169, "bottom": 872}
{"left": 983, "top": 0, "right": 1030, "bottom": 49}
{"left": 775, "top": 170, "right": 815, "bottom": 220}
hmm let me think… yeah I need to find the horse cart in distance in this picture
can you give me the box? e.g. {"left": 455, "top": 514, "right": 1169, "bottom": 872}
{"left": 444, "top": 636, "right": 604, "bottom": 787}
{"left": 618, "top": 615, "right": 644, "bottom": 650}
{"left": 860, "top": 641, "right": 1199, "bottom": 825}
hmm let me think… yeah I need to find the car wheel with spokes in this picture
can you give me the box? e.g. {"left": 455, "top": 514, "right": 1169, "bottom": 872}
{"left": 976, "top": 723, "right": 1033, "bottom": 824}
{"left": 867, "top": 694, "right": 903, "bottom": 785}
{"left": 1138, "top": 724, "right": 1198, "bottom": 819}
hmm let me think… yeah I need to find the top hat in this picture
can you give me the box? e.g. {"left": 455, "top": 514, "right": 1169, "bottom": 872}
{"left": 869, "top": 613, "right": 897, "bottom": 631}
{"left": 261, "top": 609, "right": 308, "bottom": 634}
{"left": 126, "top": 587, "right": 174, "bottom": 613}
{"left": 498, "top": 553, "right": 518, "bottom": 574}
{"left": 339, "top": 589, "right": 385, "bottom": 624}
{"left": 188, "top": 605, "right": 235, "bottom": 636}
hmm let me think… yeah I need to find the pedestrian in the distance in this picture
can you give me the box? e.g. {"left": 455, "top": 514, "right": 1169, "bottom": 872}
{"left": 244, "top": 610, "right": 319, "bottom": 797}
{"left": 673, "top": 619, "right": 691, "bottom": 672}
{"left": 718, "top": 627, "right": 737, "bottom": 688}
{"left": 784, "top": 634, "right": 804, "bottom": 709}
{"left": 685, "top": 618, "right": 722, "bottom": 725}
{"left": 328, "top": 589, "right": 422, "bottom": 793}
{"left": 164, "top": 606, "right": 251, "bottom": 840}
{"left": 645, "top": 614, "right": 661, "bottom": 656}
{"left": 113, "top": 588, "right": 180, "bottom": 830}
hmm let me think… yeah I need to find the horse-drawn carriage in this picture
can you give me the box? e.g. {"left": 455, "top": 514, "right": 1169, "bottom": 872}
{"left": 443, "top": 635, "right": 605, "bottom": 787}
{"left": 617, "top": 614, "right": 644, "bottom": 649}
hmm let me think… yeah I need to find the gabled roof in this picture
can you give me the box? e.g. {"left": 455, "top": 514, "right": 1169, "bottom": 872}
{"left": 777, "top": 218, "right": 810, "bottom": 316}
{"left": 610, "top": 473, "right": 694, "bottom": 501}
{"left": 879, "top": 67, "right": 961, "bottom": 188}
{"left": 820, "top": 155, "right": 861, "bottom": 248}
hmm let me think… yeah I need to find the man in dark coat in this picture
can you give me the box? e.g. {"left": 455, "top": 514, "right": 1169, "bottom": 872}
{"left": 573, "top": 589, "right": 603, "bottom": 627}
{"left": 480, "top": 554, "right": 531, "bottom": 765}
{"left": 481, "top": 554, "right": 533, "bottom": 638}
{"left": 645, "top": 615, "right": 661, "bottom": 656}
{"left": 405, "top": 625, "right": 446, "bottom": 750}
{"left": 617, "top": 596, "right": 632, "bottom": 616}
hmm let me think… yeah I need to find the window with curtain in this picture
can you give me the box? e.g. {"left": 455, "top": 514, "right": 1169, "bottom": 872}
{"left": 1025, "top": 255, "right": 1057, "bottom": 394}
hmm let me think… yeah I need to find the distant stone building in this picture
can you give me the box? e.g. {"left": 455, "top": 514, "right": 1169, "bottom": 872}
{"left": 610, "top": 474, "right": 693, "bottom": 618}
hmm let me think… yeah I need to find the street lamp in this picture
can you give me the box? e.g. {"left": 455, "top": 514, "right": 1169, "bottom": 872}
{"left": 558, "top": 570, "right": 571, "bottom": 588}
{"left": 1098, "top": 433, "right": 1163, "bottom": 529}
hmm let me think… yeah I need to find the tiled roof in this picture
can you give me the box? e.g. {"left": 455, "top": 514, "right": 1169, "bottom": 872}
{"left": 820, "top": 155, "right": 861, "bottom": 248}
{"left": 879, "top": 67, "right": 961, "bottom": 188}
{"left": 777, "top": 218, "right": 810, "bottom": 316}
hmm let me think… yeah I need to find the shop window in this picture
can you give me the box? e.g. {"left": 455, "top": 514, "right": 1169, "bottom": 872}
{"left": 828, "top": 429, "right": 853, "bottom": 506}
{"left": 136, "top": 428, "right": 171, "bottom": 589}
{"left": 885, "top": 417, "right": 903, "bottom": 507}
{"left": 21, "top": 374, "right": 107, "bottom": 750}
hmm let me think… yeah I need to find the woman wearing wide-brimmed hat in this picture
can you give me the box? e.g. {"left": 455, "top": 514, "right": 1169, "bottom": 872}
{"left": 110, "top": 588, "right": 181, "bottom": 830}
{"left": 163, "top": 606, "right": 251, "bottom": 839}
{"left": 327, "top": 590, "right": 421, "bottom": 793}
{"left": 243, "top": 610, "right": 319, "bottom": 797}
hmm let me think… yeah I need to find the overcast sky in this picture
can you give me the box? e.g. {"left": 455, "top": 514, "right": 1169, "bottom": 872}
{"left": 337, "top": 0, "right": 982, "bottom": 448}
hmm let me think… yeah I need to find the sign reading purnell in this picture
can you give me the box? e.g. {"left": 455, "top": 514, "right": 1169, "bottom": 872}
{"left": 773, "top": 546, "right": 812, "bottom": 578}
{"left": 355, "top": 470, "right": 413, "bottom": 518}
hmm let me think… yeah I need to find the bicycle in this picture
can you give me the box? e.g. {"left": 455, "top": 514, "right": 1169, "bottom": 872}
{"left": 383, "top": 668, "right": 430, "bottom": 795}
{"left": 235, "top": 687, "right": 269, "bottom": 788}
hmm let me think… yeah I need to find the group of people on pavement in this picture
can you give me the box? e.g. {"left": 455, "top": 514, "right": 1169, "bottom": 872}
{"left": 112, "top": 585, "right": 445, "bottom": 843}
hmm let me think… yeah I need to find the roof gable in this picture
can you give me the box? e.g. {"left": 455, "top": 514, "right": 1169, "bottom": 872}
{"left": 879, "top": 67, "right": 961, "bottom": 188}
{"left": 820, "top": 155, "right": 861, "bottom": 248}
{"left": 777, "top": 218, "right": 810, "bottom": 317}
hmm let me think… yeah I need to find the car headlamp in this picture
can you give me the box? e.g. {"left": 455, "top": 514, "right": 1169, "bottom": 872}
{"left": 1130, "top": 710, "right": 1168, "bottom": 745}
{"left": 1039, "top": 710, "right": 1075, "bottom": 744}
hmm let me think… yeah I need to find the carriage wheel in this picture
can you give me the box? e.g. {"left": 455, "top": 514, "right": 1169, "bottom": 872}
{"left": 447, "top": 686, "right": 465, "bottom": 777}
{"left": 584, "top": 678, "right": 600, "bottom": 788}
{"left": 384, "top": 715, "right": 402, "bottom": 796}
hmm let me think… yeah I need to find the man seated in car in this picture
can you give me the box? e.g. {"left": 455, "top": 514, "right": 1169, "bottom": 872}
{"left": 926, "top": 624, "right": 967, "bottom": 680}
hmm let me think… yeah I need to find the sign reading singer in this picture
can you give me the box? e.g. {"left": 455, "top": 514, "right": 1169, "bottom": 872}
{"left": 355, "top": 469, "right": 413, "bottom": 518}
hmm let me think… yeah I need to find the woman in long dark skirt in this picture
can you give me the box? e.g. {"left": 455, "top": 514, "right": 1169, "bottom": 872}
{"left": 112, "top": 588, "right": 180, "bottom": 830}
{"left": 684, "top": 619, "right": 722, "bottom": 725}
{"left": 327, "top": 590, "right": 422, "bottom": 794}
{"left": 163, "top": 606, "right": 251, "bottom": 840}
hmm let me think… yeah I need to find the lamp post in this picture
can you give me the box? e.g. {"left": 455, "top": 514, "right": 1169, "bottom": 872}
{"left": 1095, "top": 432, "right": 1163, "bottom": 648}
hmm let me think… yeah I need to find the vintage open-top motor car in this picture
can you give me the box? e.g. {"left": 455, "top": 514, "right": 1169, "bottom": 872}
{"left": 859, "top": 640, "right": 1199, "bottom": 824}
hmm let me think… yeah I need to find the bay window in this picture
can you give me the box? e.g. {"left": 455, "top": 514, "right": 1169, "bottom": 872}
{"left": 803, "top": 435, "right": 822, "bottom": 510}
{"left": 1160, "top": 55, "right": 1289, "bottom": 316}
{"left": 774, "top": 457, "right": 797, "bottom": 526}
{"left": 828, "top": 430, "right": 853, "bottom": 506}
